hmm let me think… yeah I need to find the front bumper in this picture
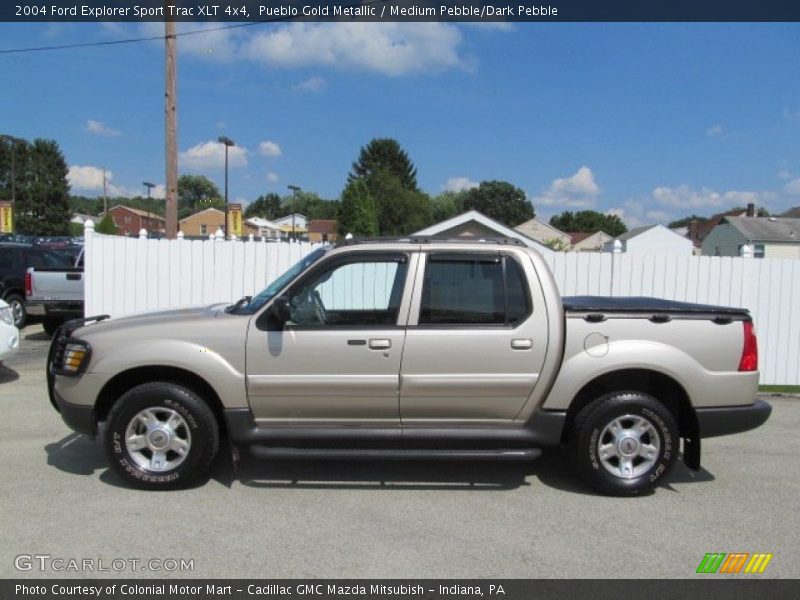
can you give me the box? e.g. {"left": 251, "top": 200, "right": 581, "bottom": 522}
{"left": 696, "top": 399, "right": 772, "bottom": 438}
{"left": 51, "top": 387, "right": 97, "bottom": 437}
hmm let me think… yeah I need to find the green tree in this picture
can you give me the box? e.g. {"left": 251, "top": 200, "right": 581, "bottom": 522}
{"left": 460, "top": 180, "right": 534, "bottom": 227}
{"left": 12, "top": 139, "right": 72, "bottom": 235}
{"left": 349, "top": 138, "right": 418, "bottom": 191}
{"left": 338, "top": 179, "right": 378, "bottom": 236}
{"left": 429, "top": 191, "right": 465, "bottom": 223}
{"left": 369, "top": 170, "right": 431, "bottom": 235}
{"left": 69, "top": 195, "right": 102, "bottom": 216}
{"left": 94, "top": 214, "right": 118, "bottom": 235}
{"left": 178, "top": 174, "right": 221, "bottom": 211}
{"left": 282, "top": 191, "right": 340, "bottom": 221}
{"left": 550, "top": 210, "right": 627, "bottom": 237}
{"left": 246, "top": 193, "right": 282, "bottom": 219}
{"left": 668, "top": 214, "right": 709, "bottom": 229}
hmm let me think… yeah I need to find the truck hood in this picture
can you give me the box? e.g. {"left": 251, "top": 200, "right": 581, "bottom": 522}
{"left": 74, "top": 303, "right": 231, "bottom": 338}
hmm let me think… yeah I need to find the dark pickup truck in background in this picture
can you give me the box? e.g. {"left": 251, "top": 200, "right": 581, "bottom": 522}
{"left": 0, "top": 242, "right": 73, "bottom": 329}
{"left": 26, "top": 247, "right": 84, "bottom": 335}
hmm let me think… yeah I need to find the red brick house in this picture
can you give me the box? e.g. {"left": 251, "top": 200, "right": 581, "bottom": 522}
{"left": 106, "top": 205, "right": 166, "bottom": 237}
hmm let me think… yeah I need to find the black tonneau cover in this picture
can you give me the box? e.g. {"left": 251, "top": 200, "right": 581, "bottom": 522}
{"left": 563, "top": 296, "right": 750, "bottom": 317}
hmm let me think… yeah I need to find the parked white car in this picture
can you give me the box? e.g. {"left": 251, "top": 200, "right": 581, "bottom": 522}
{"left": 0, "top": 299, "right": 20, "bottom": 361}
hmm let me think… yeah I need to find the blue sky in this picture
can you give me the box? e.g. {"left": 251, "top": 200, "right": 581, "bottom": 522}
{"left": 1, "top": 22, "right": 799, "bottom": 226}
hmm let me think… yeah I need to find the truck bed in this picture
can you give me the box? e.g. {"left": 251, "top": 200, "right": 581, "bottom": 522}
{"left": 562, "top": 296, "right": 750, "bottom": 319}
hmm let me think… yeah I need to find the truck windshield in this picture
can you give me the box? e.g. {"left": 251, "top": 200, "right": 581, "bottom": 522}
{"left": 245, "top": 246, "right": 329, "bottom": 312}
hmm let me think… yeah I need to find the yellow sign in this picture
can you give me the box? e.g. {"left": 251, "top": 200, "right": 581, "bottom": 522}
{"left": 0, "top": 202, "right": 12, "bottom": 233}
{"left": 228, "top": 203, "right": 242, "bottom": 237}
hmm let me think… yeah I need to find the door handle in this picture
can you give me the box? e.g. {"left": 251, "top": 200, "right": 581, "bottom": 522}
{"left": 369, "top": 339, "right": 392, "bottom": 350}
{"left": 511, "top": 339, "right": 533, "bottom": 350}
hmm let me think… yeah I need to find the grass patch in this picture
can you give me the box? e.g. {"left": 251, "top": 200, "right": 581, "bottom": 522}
{"left": 759, "top": 385, "right": 800, "bottom": 394}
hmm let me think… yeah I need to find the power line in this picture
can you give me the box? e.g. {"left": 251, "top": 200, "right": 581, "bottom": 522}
{"left": 0, "top": 21, "right": 267, "bottom": 55}
{"left": 0, "top": 1, "right": 389, "bottom": 56}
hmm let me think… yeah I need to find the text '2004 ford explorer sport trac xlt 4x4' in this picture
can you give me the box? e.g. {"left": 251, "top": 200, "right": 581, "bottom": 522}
{"left": 47, "top": 238, "right": 771, "bottom": 495}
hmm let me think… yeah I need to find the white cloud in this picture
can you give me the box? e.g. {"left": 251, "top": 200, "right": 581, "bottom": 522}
{"left": 532, "top": 166, "right": 600, "bottom": 208}
{"left": 782, "top": 108, "right": 800, "bottom": 122}
{"left": 293, "top": 76, "right": 327, "bottom": 93}
{"left": 606, "top": 202, "right": 673, "bottom": 228}
{"left": 179, "top": 141, "right": 248, "bottom": 169}
{"left": 650, "top": 185, "right": 759, "bottom": 210}
{"left": 266, "top": 172, "right": 279, "bottom": 183}
{"left": 85, "top": 120, "right": 121, "bottom": 137}
{"left": 68, "top": 165, "right": 107, "bottom": 190}
{"left": 785, "top": 178, "right": 800, "bottom": 196}
{"left": 777, "top": 169, "right": 793, "bottom": 181}
{"left": 258, "top": 140, "right": 282, "bottom": 157}
{"left": 442, "top": 177, "right": 478, "bottom": 193}
{"left": 242, "top": 23, "right": 467, "bottom": 76}
{"left": 67, "top": 165, "right": 161, "bottom": 198}
{"left": 706, "top": 124, "right": 725, "bottom": 138}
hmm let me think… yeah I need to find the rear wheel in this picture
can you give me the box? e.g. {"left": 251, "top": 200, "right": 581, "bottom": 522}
{"left": 104, "top": 382, "right": 219, "bottom": 490}
{"left": 570, "top": 392, "right": 678, "bottom": 496}
{"left": 5, "top": 294, "right": 26, "bottom": 329}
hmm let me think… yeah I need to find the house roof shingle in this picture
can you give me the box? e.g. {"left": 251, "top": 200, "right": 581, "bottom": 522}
{"left": 725, "top": 216, "right": 800, "bottom": 242}
{"left": 108, "top": 205, "right": 165, "bottom": 221}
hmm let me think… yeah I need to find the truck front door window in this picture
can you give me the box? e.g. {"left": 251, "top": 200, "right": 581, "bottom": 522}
{"left": 288, "top": 257, "right": 408, "bottom": 327}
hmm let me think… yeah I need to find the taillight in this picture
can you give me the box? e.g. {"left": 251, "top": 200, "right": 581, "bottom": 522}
{"left": 25, "top": 271, "right": 32, "bottom": 297}
{"left": 738, "top": 320, "right": 758, "bottom": 372}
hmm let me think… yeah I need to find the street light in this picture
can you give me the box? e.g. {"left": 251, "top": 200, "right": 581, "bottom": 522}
{"left": 142, "top": 181, "right": 158, "bottom": 237}
{"left": 218, "top": 136, "right": 235, "bottom": 238}
{"left": 287, "top": 184, "right": 301, "bottom": 241}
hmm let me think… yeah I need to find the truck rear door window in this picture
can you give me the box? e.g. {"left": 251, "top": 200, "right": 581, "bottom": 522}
{"left": 419, "top": 253, "right": 530, "bottom": 326}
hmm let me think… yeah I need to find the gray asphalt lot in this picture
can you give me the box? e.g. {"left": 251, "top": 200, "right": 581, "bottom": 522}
{"left": 1, "top": 323, "right": 797, "bottom": 579}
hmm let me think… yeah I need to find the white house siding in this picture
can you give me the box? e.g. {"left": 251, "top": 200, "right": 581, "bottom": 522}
{"left": 765, "top": 244, "right": 800, "bottom": 259}
{"left": 625, "top": 226, "right": 694, "bottom": 255}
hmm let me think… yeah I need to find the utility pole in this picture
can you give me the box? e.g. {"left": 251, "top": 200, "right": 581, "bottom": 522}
{"left": 164, "top": 10, "right": 178, "bottom": 238}
{"left": 102, "top": 167, "right": 108, "bottom": 215}
{"left": 288, "top": 184, "right": 301, "bottom": 241}
{"left": 218, "top": 136, "right": 235, "bottom": 238}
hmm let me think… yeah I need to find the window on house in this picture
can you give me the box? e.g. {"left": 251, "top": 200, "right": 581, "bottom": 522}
{"left": 754, "top": 244, "right": 765, "bottom": 259}
{"left": 419, "top": 254, "right": 531, "bottom": 326}
{"left": 200, "top": 224, "right": 207, "bottom": 235}
{"left": 124, "top": 216, "right": 131, "bottom": 224}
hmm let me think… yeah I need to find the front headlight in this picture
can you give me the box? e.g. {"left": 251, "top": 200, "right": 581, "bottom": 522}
{"left": 50, "top": 338, "right": 91, "bottom": 376}
{"left": 0, "top": 306, "right": 13, "bottom": 327}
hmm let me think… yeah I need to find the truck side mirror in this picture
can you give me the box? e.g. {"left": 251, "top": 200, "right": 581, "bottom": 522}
{"left": 269, "top": 296, "right": 292, "bottom": 326}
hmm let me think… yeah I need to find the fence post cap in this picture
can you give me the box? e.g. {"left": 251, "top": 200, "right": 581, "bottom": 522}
{"left": 138, "top": 228, "right": 148, "bottom": 239}
{"left": 84, "top": 219, "right": 95, "bottom": 231}
{"left": 177, "top": 231, "right": 185, "bottom": 240}
{"left": 215, "top": 227, "right": 225, "bottom": 241}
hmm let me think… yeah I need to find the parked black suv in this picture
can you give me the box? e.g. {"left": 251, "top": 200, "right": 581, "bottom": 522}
{"left": 0, "top": 243, "right": 70, "bottom": 328}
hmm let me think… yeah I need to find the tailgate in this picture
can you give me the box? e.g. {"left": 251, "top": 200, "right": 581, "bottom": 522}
{"left": 29, "top": 268, "right": 84, "bottom": 302}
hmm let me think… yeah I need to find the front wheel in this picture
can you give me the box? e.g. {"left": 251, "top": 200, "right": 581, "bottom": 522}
{"left": 570, "top": 392, "right": 678, "bottom": 496}
{"left": 104, "top": 382, "right": 219, "bottom": 490}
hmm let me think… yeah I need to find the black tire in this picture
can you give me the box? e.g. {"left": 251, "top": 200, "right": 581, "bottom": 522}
{"left": 5, "top": 294, "right": 26, "bottom": 329}
{"left": 104, "top": 382, "right": 219, "bottom": 490}
{"left": 570, "top": 391, "right": 678, "bottom": 496}
{"left": 43, "top": 317, "right": 64, "bottom": 337}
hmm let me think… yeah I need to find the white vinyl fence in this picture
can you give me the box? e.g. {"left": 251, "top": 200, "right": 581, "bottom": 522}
{"left": 84, "top": 226, "right": 800, "bottom": 385}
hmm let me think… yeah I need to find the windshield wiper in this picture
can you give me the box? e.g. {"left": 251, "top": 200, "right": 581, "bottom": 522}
{"left": 225, "top": 296, "right": 252, "bottom": 313}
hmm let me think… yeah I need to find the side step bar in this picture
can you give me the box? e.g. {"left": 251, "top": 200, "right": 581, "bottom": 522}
{"left": 250, "top": 447, "right": 542, "bottom": 461}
